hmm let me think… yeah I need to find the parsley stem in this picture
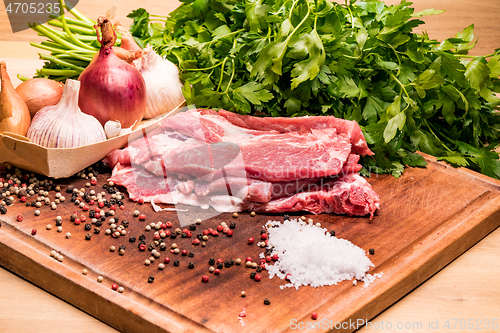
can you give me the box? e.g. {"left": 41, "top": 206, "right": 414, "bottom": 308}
{"left": 389, "top": 73, "right": 410, "bottom": 101}
{"left": 423, "top": 119, "right": 454, "bottom": 153}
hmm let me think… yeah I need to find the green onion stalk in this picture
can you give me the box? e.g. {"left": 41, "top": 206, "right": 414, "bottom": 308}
{"left": 26, "top": 0, "right": 121, "bottom": 82}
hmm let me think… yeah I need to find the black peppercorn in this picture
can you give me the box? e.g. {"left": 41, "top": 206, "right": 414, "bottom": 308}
{"left": 369, "top": 248, "right": 375, "bottom": 255}
{"left": 256, "top": 266, "right": 262, "bottom": 273}
{"left": 25, "top": 202, "right": 30, "bottom": 207}
{"left": 217, "top": 262, "right": 223, "bottom": 269}
{"left": 85, "top": 233, "right": 92, "bottom": 240}
{"left": 30, "top": 201, "right": 36, "bottom": 207}
{"left": 170, "top": 233, "right": 177, "bottom": 239}
{"left": 197, "top": 233, "right": 203, "bottom": 240}
{"left": 148, "top": 276, "right": 154, "bottom": 283}
{"left": 129, "top": 237, "right": 136, "bottom": 243}
{"left": 250, "top": 272, "right": 256, "bottom": 279}
{"left": 121, "top": 220, "right": 129, "bottom": 228}
{"left": 283, "top": 214, "right": 290, "bottom": 221}
{"left": 159, "top": 243, "right": 166, "bottom": 251}
{"left": 119, "top": 245, "right": 126, "bottom": 251}
{"left": 0, "top": 205, "right": 7, "bottom": 214}
{"left": 260, "top": 230, "right": 266, "bottom": 234}
{"left": 84, "top": 223, "right": 92, "bottom": 231}
{"left": 330, "top": 230, "right": 336, "bottom": 237}
{"left": 89, "top": 210, "right": 95, "bottom": 218}
{"left": 181, "top": 232, "right": 188, "bottom": 238}
{"left": 139, "top": 235, "right": 146, "bottom": 241}
{"left": 173, "top": 260, "right": 180, "bottom": 267}
{"left": 104, "top": 211, "right": 110, "bottom": 217}
{"left": 224, "top": 261, "right": 231, "bottom": 268}
{"left": 95, "top": 220, "right": 103, "bottom": 227}
{"left": 208, "top": 258, "right": 215, "bottom": 265}
{"left": 4, "top": 198, "right": 12, "bottom": 206}
{"left": 93, "top": 228, "right": 100, "bottom": 234}
{"left": 66, "top": 185, "right": 74, "bottom": 193}
{"left": 148, "top": 243, "right": 155, "bottom": 251}
{"left": 188, "top": 252, "right": 194, "bottom": 258}
{"left": 188, "top": 262, "right": 195, "bottom": 269}
{"left": 189, "top": 224, "right": 196, "bottom": 231}
{"left": 55, "top": 219, "right": 62, "bottom": 227}
{"left": 101, "top": 216, "right": 106, "bottom": 221}
{"left": 229, "top": 222, "right": 236, "bottom": 229}
{"left": 264, "top": 298, "right": 271, "bottom": 305}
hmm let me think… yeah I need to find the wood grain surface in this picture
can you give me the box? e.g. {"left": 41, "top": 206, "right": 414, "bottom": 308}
{"left": 0, "top": 154, "right": 499, "bottom": 333}
{"left": 1, "top": 1, "right": 500, "bottom": 333}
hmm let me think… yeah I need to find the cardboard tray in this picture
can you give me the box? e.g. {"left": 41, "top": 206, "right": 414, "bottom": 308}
{"left": 0, "top": 101, "right": 186, "bottom": 178}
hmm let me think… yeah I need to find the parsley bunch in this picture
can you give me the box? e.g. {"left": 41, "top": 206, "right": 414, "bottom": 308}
{"left": 128, "top": 0, "right": 500, "bottom": 179}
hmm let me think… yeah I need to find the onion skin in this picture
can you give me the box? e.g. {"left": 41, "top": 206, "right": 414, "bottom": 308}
{"left": 15, "top": 78, "right": 64, "bottom": 118}
{"left": 78, "top": 17, "right": 146, "bottom": 129}
{"left": 0, "top": 61, "right": 30, "bottom": 136}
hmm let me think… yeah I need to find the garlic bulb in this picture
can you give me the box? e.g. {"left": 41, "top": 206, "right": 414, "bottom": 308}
{"left": 27, "top": 79, "right": 106, "bottom": 148}
{"left": 134, "top": 46, "right": 185, "bottom": 119}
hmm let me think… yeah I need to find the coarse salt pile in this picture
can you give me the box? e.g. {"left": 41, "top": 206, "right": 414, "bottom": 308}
{"left": 263, "top": 219, "right": 381, "bottom": 289}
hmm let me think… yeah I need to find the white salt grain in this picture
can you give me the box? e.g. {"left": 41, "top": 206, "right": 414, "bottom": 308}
{"left": 263, "top": 219, "right": 379, "bottom": 289}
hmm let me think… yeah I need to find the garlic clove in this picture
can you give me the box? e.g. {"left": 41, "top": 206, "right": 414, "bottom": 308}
{"left": 104, "top": 120, "right": 122, "bottom": 139}
{"left": 0, "top": 61, "right": 31, "bottom": 136}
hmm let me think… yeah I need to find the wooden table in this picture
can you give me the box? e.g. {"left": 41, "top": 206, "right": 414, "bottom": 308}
{"left": 1, "top": 1, "right": 500, "bottom": 332}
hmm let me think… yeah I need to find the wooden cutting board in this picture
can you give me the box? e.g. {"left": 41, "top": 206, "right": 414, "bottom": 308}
{"left": 1, "top": 153, "right": 499, "bottom": 333}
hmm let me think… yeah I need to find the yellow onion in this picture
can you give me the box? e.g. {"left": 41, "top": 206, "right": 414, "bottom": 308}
{"left": 15, "top": 78, "right": 64, "bottom": 118}
{"left": 0, "top": 61, "right": 31, "bottom": 136}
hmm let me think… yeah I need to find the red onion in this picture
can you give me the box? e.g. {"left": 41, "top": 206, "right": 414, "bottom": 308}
{"left": 78, "top": 16, "right": 146, "bottom": 129}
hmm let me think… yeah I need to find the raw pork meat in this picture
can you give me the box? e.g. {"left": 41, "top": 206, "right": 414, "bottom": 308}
{"left": 107, "top": 109, "right": 380, "bottom": 218}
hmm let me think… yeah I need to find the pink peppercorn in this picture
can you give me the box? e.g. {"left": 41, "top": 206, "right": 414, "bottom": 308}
{"left": 111, "top": 284, "right": 118, "bottom": 291}
{"left": 192, "top": 239, "right": 200, "bottom": 245}
{"left": 214, "top": 269, "right": 220, "bottom": 275}
{"left": 94, "top": 213, "right": 101, "bottom": 219}
{"left": 254, "top": 274, "right": 261, "bottom": 282}
{"left": 201, "top": 275, "right": 209, "bottom": 283}
{"left": 311, "top": 312, "right": 318, "bottom": 320}
{"left": 139, "top": 214, "right": 146, "bottom": 221}
{"left": 226, "top": 230, "right": 233, "bottom": 237}
{"left": 139, "top": 244, "right": 146, "bottom": 251}
{"left": 265, "top": 255, "right": 272, "bottom": 262}
{"left": 261, "top": 233, "right": 268, "bottom": 240}
{"left": 74, "top": 218, "right": 81, "bottom": 225}
{"left": 164, "top": 258, "right": 170, "bottom": 264}
{"left": 272, "top": 254, "right": 279, "bottom": 261}
{"left": 98, "top": 202, "right": 105, "bottom": 208}
{"left": 138, "top": 198, "right": 144, "bottom": 205}
{"left": 185, "top": 231, "right": 192, "bottom": 238}
{"left": 211, "top": 230, "right": 219, "bottom": 237}
{"left": 217, "top": 258, "right": 224, "bottom": 264}
{"left": 16, "top": 214, "right": 23, "bottom": 222}
{"left": 285, "top": 273, "right": 292, "bottom": 281}
{"left": 89, "top": 199, "right": 95, "bottom": 205}
{"left": 223, "top": 227, "right": 230, "bottom": 234}
{"left": 246, "top": 257, "right": 253, "bottom": 263}
{"left": 120, "top": 205, "right": 125, "bottom": 210}
{"left": 20, "top": 196, "right": 27, "bottom": 203}
{"left": 165, "top": 222, "right": 172, "bottom": 228}
{"left": 31, "top": 229, "right": 37, "bottom": 235}
{"left": 161, "top": 223, "right": 167, "bottom": 230}
{"left": 153, "top": 234, "right": 160, "bottom": 241}
{"left": 110, "top": 205, "right": 116, "bottom": 211}
{"left": 181, "top": 250, "right": 188, "bottom": 256}
{"left": 90, "top": 179, "right": 97, "bottom": 186}
{"left": 203, "top": 230, "right": 210, "bottom": 236}
{"left": 247, "top": 237, "right": 254, "bottom": 245}
{"left": 80, "top": 215, "right": 86, "bottom": 222}
{"left": 216, "top": 225, "right": 223, "bottom": 232}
